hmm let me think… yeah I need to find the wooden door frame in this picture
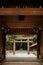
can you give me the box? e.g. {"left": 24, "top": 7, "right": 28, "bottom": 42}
{"left": 2, "top": 28, "right": 41, "bottom": 60}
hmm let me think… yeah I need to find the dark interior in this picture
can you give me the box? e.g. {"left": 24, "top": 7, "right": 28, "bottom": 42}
{"left": 0, "top": 0, "right": 43, "bottom": 8}
{"left": 16, "top": 43, "right": 27, "bottom": 50}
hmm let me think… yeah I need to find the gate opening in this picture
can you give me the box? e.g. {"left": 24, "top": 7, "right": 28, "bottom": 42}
{"left": 5, "top": 34, "right": 37, "bottom": 61}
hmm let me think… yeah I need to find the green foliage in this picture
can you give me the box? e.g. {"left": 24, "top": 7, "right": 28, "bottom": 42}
{"left": 6, "top": 35, "right": 17, "bottom": 42}
{"left": 29, "top": 42, "right": 33, "bottom": 46}
{"left": 33, "top": 37, "right": 37, "bottom": 43}
{"left": 6, "top": 41, "right": 12, "bottom": 46}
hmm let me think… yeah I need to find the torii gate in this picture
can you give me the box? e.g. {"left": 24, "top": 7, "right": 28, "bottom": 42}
{"left": 13, "top": 37, "right": 33, "bottom": 54}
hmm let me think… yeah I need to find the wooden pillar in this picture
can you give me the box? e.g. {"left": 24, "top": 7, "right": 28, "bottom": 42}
{"left": 13, "top": 40, "right": 15, "bottom": 54}
{"left": 27, "top": 39, "right": 30, "bottom": 54}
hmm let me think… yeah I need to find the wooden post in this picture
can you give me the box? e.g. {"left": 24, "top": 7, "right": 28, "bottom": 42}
{"left": 27, "top": 39, "right": 30, "bottom": 54}
{"left": 13, "top": 40, "right": 15, "bottom": 54}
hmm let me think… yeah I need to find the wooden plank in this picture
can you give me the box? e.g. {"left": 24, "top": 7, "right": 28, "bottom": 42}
{"left": 0, "top": 8, "right": 43, "bottom": 15}
{"left": 15, "top": 41, "right": 27, "bottom": 43}
{"left": 13, "top": 40, "right": 15, "bottom": 54}
{"left": 27, "top": 39, "right": 30, "bottom": 54}
{"left": 15, "top": 41, "right": 33, "bottom": 43}
{"left": 2, "top": 62, "right": 40, "bottom": 65}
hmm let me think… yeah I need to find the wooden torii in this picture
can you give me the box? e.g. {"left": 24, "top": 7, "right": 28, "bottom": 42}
{"left": 13, "top": 37, "right": 33, "bottom": 54}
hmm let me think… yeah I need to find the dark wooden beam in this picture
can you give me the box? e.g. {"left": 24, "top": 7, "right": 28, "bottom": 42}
{"left": 0, "top": 8, "right": 43, "bottom": 15}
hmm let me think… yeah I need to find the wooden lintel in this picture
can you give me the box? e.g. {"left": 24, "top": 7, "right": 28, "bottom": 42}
{"left": 0, "top": 8, "right": 43, "bottom": 15}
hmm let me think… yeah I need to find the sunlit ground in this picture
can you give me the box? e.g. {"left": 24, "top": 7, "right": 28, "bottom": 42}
{"left": 6, "top": 50, "right": 37, "bottom": 61}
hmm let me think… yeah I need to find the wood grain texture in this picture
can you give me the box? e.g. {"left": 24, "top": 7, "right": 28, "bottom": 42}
{"left": 0, "top": 8, "right": 43, "bottom": 15}
{"left": 2, "top": 62, "right": 41, "bottom": 65}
